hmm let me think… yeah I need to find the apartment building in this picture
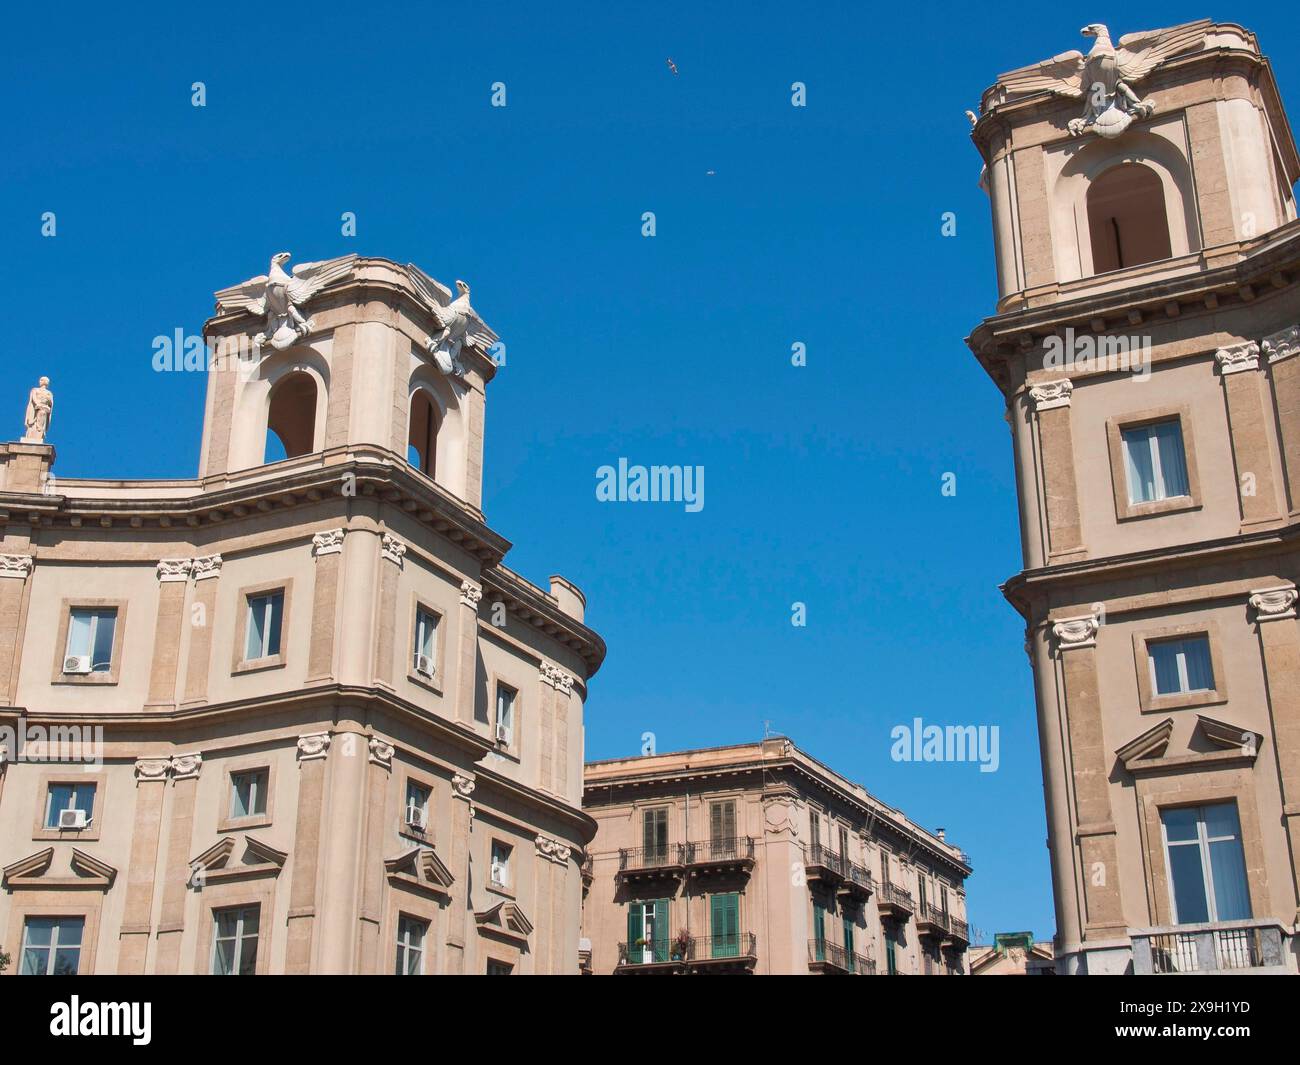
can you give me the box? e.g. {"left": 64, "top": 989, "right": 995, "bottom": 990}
{"left": 0, "top": 255, "right": 604, "bottom": 974}
{"left": 968, "top": 20, "right": 1300, "bottom": 973}
{"left": 582, "top": 738, "right": 971, "bottom": 975}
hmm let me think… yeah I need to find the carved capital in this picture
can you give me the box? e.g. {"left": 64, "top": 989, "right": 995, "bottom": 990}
{"left": 459, "top": 579, "right": 483, "bottom": 610}
{"left": 1249, "top": 584, "right": 1298, "bottom": 623}
{"left": 1215, "top": 341, "right": 1260, "bottom": 375}
{"left": 191, "top": 554, "right": 223, "bottom": 581}
{"left": 1263, "top": 324, "right": 1300, "bottom": 364}
{"left": 1028, "top": 379, "right": 1073, "bottom": 412}
{"left": 540, "top": 662, "right": 574, "bottom": 695}
{"left": 0, "top": 554, "right": 34, "bottom": 580}
{"left": 1051, "top": 611, "right": 1100, "bottom": 651}
{"left": 451, "top": 773, "right": 476, "bottom": 799}
{"left": 297, "top": 732, "right": 332, "bottom": 761}
{"left": 134, "top": 757, "right": 172, "bottom": 781}
{"left": 170, "top": 752, "right": 203, "bottom": 780}
{"left": 156, "top": 558, "right": 193, "bottom": 583}
{"left": 368, "top": 735, "right": 395, "bottom": 768}
{"left": 535, "top": 834, "right": 571, "bottom": 864}
{"left": 311, "top": 529, "right": 346, "bottom": 557}
{"left": 381, "top": 533, "right": 407, "bottom": 568}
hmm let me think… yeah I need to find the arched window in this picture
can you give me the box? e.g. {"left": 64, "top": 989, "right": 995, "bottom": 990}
{"left": 264, "top": 372, "right": 318, "bottom": 462}
{"left": 408, "top": 389, "right": 439, "bottom": 476}
{"left": 1087, "top": 163, "right": 1173, "bottom": 274}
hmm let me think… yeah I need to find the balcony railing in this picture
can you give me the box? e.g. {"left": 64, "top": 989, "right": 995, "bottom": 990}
{"left": 1132, "top": 920, "right": 1289, "bottom": 974}
{"left": 617, "top": 933, "right": 757, "bottom": 971}
{"left": 804, "top": 844, "right": 847, "bottom": 882}
{"left": 685, "top": 932, "right": 758, "bottom": 963}
{"left": 840, "top": 861, "right": 875, "bottom": 899}
{"left": 617, "top": 940, "right": 675, "bottom": 967}
{"left": 686, "top": 836, "right": 756, "bottom": 867}
{"left": 616, "top": 844, "right": 686, "bottom": 875}
{"left": 946, "top": 915, "right": 969, "bottom": 944}
{"left": 877, "top": 882, "right": 914, "bottom": 916}
{"left": 917, "top": 903, "right": 949, "bottom": 936}
{"left": 808, "top": 937, "right": 851, "bottom": 973}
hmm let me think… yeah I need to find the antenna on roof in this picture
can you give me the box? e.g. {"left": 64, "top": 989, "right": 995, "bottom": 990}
{"left": 762, "top": 719, "right": 774, "bottom": 739}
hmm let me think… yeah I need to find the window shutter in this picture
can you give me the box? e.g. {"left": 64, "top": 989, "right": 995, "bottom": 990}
{"left": 652, "top": 899, "right": 670, "bottom": 961}
{"left": 627, "top": 905, "right": 643, "bottom": 947}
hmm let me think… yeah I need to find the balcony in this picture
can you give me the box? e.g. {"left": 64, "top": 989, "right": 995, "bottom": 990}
{"left": 808, "top": 939, "right": 875, "bottom": 975}
{"left": 916, "top": 903, "right": 949, "bottom": 939}
{"left": 804, "top": 844, "right": 846, "bottom": 886}
{"left": 615, "top": 940, "right": 681, "bottom": 974}
{"left": 943, "top": 915, "right": 969, "bottom": 950}
{"left": 876, "top": 882, "right": 914, "bottom": 921}
{"left": 838, "top": 861, "right": 874, "bottom": 904}
{"left": 685, "top": 932, "right": 758, "bottom": 972}
{"left": 1131, "top": 920, "right": 1293, "bottom": 974}
{"left": 615, "top": 844, "right": 686, "bottom": 884}
{"left": 686, "top": 836, "right": 756, "bottom": 877}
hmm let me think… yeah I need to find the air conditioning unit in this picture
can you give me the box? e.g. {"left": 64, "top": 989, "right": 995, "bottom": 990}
{"left": 414, "top": 654, "right": 433, "bottom": 677}
{"left": 58, "top": 808, "right": 89, "bottom": 830}
{"left": 496, "top": 723, "right": 510, "bottom": 744}
{"left": 405, "top": 808, "right": 427, "bottom": 831}
{"left": 64, "top": 655, "right": 92, "bottom": 675}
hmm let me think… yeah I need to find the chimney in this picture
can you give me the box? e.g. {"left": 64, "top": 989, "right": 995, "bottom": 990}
{"left": 936, "top": 827, "right": 946, "bottom": 842}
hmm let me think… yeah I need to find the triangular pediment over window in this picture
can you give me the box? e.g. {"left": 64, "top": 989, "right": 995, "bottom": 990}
{"left": 475, "top": 900, "right": 534, "bottom": 945}
{"left": 1116, "top": 715, "right": 1260, "bottom": 777}
{"left": 2, "top": 846, "right": 117, "bottom": 890}
{"left": 385, "top": 846, "right": 454, "bottom": 898}
{"left": 190, "top": 835, "right": 287, "bottom": 884}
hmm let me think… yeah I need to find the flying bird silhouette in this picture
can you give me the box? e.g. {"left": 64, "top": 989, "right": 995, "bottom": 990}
{"left": 666, "top": 58, "right": 678, "bottom": 75}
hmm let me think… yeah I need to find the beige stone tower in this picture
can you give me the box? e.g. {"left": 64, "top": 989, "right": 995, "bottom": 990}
{"left": 968, "top": 21, "right": 1300, "bottom": 974}
{"left": 0, "top": 256, "right": 604, "bottom": 975}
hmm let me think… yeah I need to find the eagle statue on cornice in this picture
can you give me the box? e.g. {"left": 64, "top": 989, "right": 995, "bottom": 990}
{"left": 996, "top": 20, "right": 1211, "bottom": 139}
{"left": 216, "top": 252, "right": 358, "bottom": 350}
{"left": 406, "top": 265, "right": 495, "bottom": 378}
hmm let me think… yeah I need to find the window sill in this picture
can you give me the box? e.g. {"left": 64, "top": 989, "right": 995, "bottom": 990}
{"left": 33, "top": 825, "right": 101, "bottom": 843}
{"left": 1140, "top": 689, "right": 1228, "bottom": 714}
{"left": 1116, "top": 495, "right": 1200, "bottom": 522}
{"left": 218, "top": 814, "right": 272, "bottom": 833}
{"left": 399, "top": 825, "right": 433, "bottom": 847}
{"left": 407, "top": 669, "right": 444, "bottom": 697}
{"left": 233, "top": 655, "right": 286, "bottom": 677}
{"left": 487, "top": 881, "right": 515, "bottom": 900}
{"left": 53, "top": 673, "right": 118, "bottom": 686}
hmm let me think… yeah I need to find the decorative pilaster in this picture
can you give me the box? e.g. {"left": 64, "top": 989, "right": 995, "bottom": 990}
{"left": 371, "top": 534, "right": 403, "bottom": 690}
{"left": 359, "top": 734, "right": 395, "bottom": 971}
{"left": 307, "top": 531, "right": 345, "bottom": 682}
{"left": 541, "top": 664, "right": 574, "bottom": 796}
{"left": 0, "top": 554, "right": 33, "bottom": 705}
{"left": 1050, "top": 611, "right": 1125, "bottom": 939}
{"left": 285, "top": 731, "right": 331, "bottom": 973}
{"left": 381, "top": 533, "right": 407, "bottom": 568}
{"left": 182, "top": 555, "right": 222, "bottom": 705}
{"left": 1215, "top": 341, "right": 1281, "bottom": 528}
{"left": 154, "top": 752, "right": 203, "bottom": 974}
{"left": 1263, "top": 324, "right": 1300, "bottom": 513}
{"left": 1028, "top": 380, "right": 1085, "bottom": 562}
{"left": 447, "top": 773, "right": 476, "bottom": 973}
{"left": 118, "top": 757, "right": 171, "bottom": 973}
{"left": 455, "top": 579, "right": 482, "bottom": 726}
{"left": 147, "top": 559, "right": 193, "bottom": 709}
{"left": 1251, "top": 582, "right": 1300, "bottom": 920}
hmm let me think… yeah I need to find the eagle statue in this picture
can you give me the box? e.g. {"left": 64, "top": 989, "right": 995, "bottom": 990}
{"left": 995, "top": 20, "right": 1210, "bottom": 139}
{"left": 406, "top": 265, "right": 495, "bottom": 378}
{"left": 216, "top": 252, "right": 358, "bottom": 350}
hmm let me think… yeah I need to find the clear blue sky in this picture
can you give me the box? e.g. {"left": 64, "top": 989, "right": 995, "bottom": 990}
{"left": 4, "top": 2, "right": 1296, "bottom": 942}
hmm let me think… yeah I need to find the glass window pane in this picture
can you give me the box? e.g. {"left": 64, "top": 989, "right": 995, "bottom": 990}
{"left": 1182, "top": 637, "right": 1214, "bottom": 691}
{"left": 1152, "top": 421, "right": 1189, "bottom": 497}
{"left": 1208, "top": 837, "right": 1252, "bottom": 921}
{"left": 1123, "top": 427, "right": 1157, "bottom": 503}
{"left": 1203, "top": 802, "right": 1242, "bottom": 840}
{"left": 1167, "top": 844, "right": 1210, "bottom": 923}
{"left": 231, "top": 776, "right": 250, "bottom": 818}
{"left": 213, "top": 938, "right": 235, "bottom": 975}
{"left": 67, "top": 610, "right": 93, "bottom": 658}
{"left": 247, "top": 598, "right": 266, "bottom": 660}
{"left": 241, "top": 907, "right": 260, "bottom": 936}
{"left": 46, "top": 784, "right": 73, "bottom": 827}
{"left": 266, "top": 593, "right": 283, "bottom": 657}
{"left": 1149, "top": 640, "right": 1184, "bottom": 695}
{"left": 1163, "top": 806, "right": 1200, "bottom": 843}
{"left": 57, "top": 918, "right": 84, "bottom": 947}
{"left": 24, "top": 918, "right": 54, "bottom": 947}
{"left": 90, "top": 612, "right": 116, "bottom": 671}
{"left": 237, "top": 936, "right": 257, "bottom": 976}
{"left": 52, "top": 947, "right": 81, "bottom": 975}
{"left": 22, "top": 946, "right": 50, "bottom": 975}
{"left": 216, "top": 909, "right": 241, "bottom": 938}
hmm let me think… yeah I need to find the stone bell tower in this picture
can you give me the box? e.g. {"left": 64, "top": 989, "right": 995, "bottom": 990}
{"left": 968, "top": 21, "right": 1300, "bottom": 974}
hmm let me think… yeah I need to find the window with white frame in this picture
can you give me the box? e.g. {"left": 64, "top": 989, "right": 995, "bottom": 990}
{"left": 64, "top": 608, "right": 117, "bottom": 673}
{"left": 495, "top": 683, "right": 516, "bottom": 746}
{"left": 45, "top": 782, "right": 96, "bottom": 829}
{"left": 1161, "top": 803, "right": 1251, "bottom": 924}
{"left": 405, "top": 780, "right": 431, "bottom": 831}
{"left": 21, "top": 916, "right": 84, "bottom": 975}
{"left": 229, "top": 769, "right": 268, "bottom": 819}
{"left": 244, "top": 591, "right": 284, "bottom": 661}
{"left": 395, "top": 914, "right": 428, "bottom": 975}
{"left": 1148, "top": 635, "right": 1214, "bottom": 696}
{"left": 1122, "top": 420, "right": 1190, "bottom": 504}
{"left": 413, "top": 607, "right": 437, "bottom": 676}
{"left": 211, "top": 905, "right": 260, "bottom": 975}
{"left": 490, "top": 840, "right": 511, "bottom": 889}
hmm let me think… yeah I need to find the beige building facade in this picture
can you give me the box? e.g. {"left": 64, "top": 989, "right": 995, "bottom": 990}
{"left": 582, "top": 738, "right": 971, "bottom": 975}
{"left": 968, "top": 21, "right": 1300, "bottom": 973}
{"left": 0, "top": 256, "right": 604, "bottom": 975}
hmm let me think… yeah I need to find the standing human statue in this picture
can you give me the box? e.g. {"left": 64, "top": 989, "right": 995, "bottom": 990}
{"left": 23, "top": 376, "right": 53, "bottom": 443}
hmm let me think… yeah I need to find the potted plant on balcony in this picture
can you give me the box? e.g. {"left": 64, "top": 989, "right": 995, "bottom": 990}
{"left": 671, "top": 929, "right": 691, "bottom": 962}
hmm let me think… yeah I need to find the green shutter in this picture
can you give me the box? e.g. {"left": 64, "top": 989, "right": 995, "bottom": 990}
{"left": 652, "top": 899, "right": 670, "bottom": 962}
{"left": 710, "top": 893, "right": 739, "bottom": 958}
{"left": 627, "top": 905, "right": 644, "bottom": 954}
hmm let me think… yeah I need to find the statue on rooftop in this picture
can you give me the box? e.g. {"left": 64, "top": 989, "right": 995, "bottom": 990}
{"left": 406, "top": 266, "right": 493, "bottom": 378}
{"left": 216, "top": 252, "right": 358, "bottom": 350}
{"left": 22, "top": 376, "right": 53, "bottom": 443}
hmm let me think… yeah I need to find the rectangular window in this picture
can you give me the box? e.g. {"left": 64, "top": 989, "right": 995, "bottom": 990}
{"left": 811, "top": 899, "right": 827, "bottom": 960}
{"left": 880, "top": 850, "right": 891, "bottom": 885}
{"left": 405, "top": 780, "right": 431, "bottom": 831}
{"left": 395, "top": 914, "right": 428, "bottom": 975}
{"left": 642, "top": 807, "right": 668, "bottom": 861}
{"left": 45, "top": 782, "right": 96, "bottom": 829}
{"left": 709, "top": 800, "right": 736, "bottom": 852}
{"left": 710, "top": 892, "right": 740, "bottom": 958}
{"left": 490, "top": 841, "right": 511, "bottom": 889}
{"left": 21, "top": 916, "right": 84, "bottom": 975}
{"left": 1122, "top": 420, "right": 1190, "bottom": 504}
{"left": 838, "top": 824, "right": 849, "bottom": 859}
{"left": 1148, "top": 635, "right": 1215, "bottom": 696}
{"left": 413, "top": 607, "right": 437, "bottom": 675}
{"left": 229, "top": 769, "right": 269, "bottom": 820}
{"left": 486, "top": 959, "right": 513, "bottom": 975}
{"left": 809, "top": 810, "right": 821, "bottom": 846}
{"left": 884, "top": 927, "right": 897, "bottom": 975}
{"left": 64, "top": 608, "right": 117, "bottom": 673}
{"left": 244, "top": 591, "right": 284, "bottom": 661}
{"left": 1161, "top": 803, "right": 1252, "bottom": 924}
{"left": 211, "top": 905, "right": 259, "bottom": 975}
{"left": 843, "top": 915, "right": 855, "bottom": 968}
{"left": 495, "top": 683, "right": 516, "bottom": 746}
{"left": 627, "top": 899, "right": 669, "bottom": 963}
{"left": 917, "top": 874, "right": 928, "bottom": 913}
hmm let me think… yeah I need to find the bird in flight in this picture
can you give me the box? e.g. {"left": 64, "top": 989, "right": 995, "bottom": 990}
{"left": 666, "top": 58, "right": 678, "bottom": 75}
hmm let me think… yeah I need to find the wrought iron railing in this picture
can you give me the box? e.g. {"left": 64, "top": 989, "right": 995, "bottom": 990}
{"left": 921, "top": 903, "right": 950, "bottom": 932}
{"left": 617, "top": 844, "right": 685, "bottom": 872}
{"left": 686, "top": 932, "right": 757, "bottom": 961}
{"left": 805, "top": 843, "right": 847, "bottom": 877}
{"left": 808, "top": 938, "right": 851, "bottom": 971}
{"left": 948, "top": 915, "right": 969, "bottom": 941}
{"left": 686, "top": 836, "right": 756, "bottom": 864}
{"left": 617, "top": 940, "right": 673, "bottom": 966}
{"left": 879, "top": 882, "right": 914, "bottom": 910}
{"left": 844, "top": 861, "right": 875, "bottom": 893}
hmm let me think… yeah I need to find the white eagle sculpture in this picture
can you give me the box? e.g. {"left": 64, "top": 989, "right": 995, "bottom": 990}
{"left": 996, "top": 21, "right": 1210, "bottom": 139}
{"left": 406, "top": 265, "right": 494, "bottom": 378}
{"left": 216, "top": 252, "right": 358, "bottom": 349}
